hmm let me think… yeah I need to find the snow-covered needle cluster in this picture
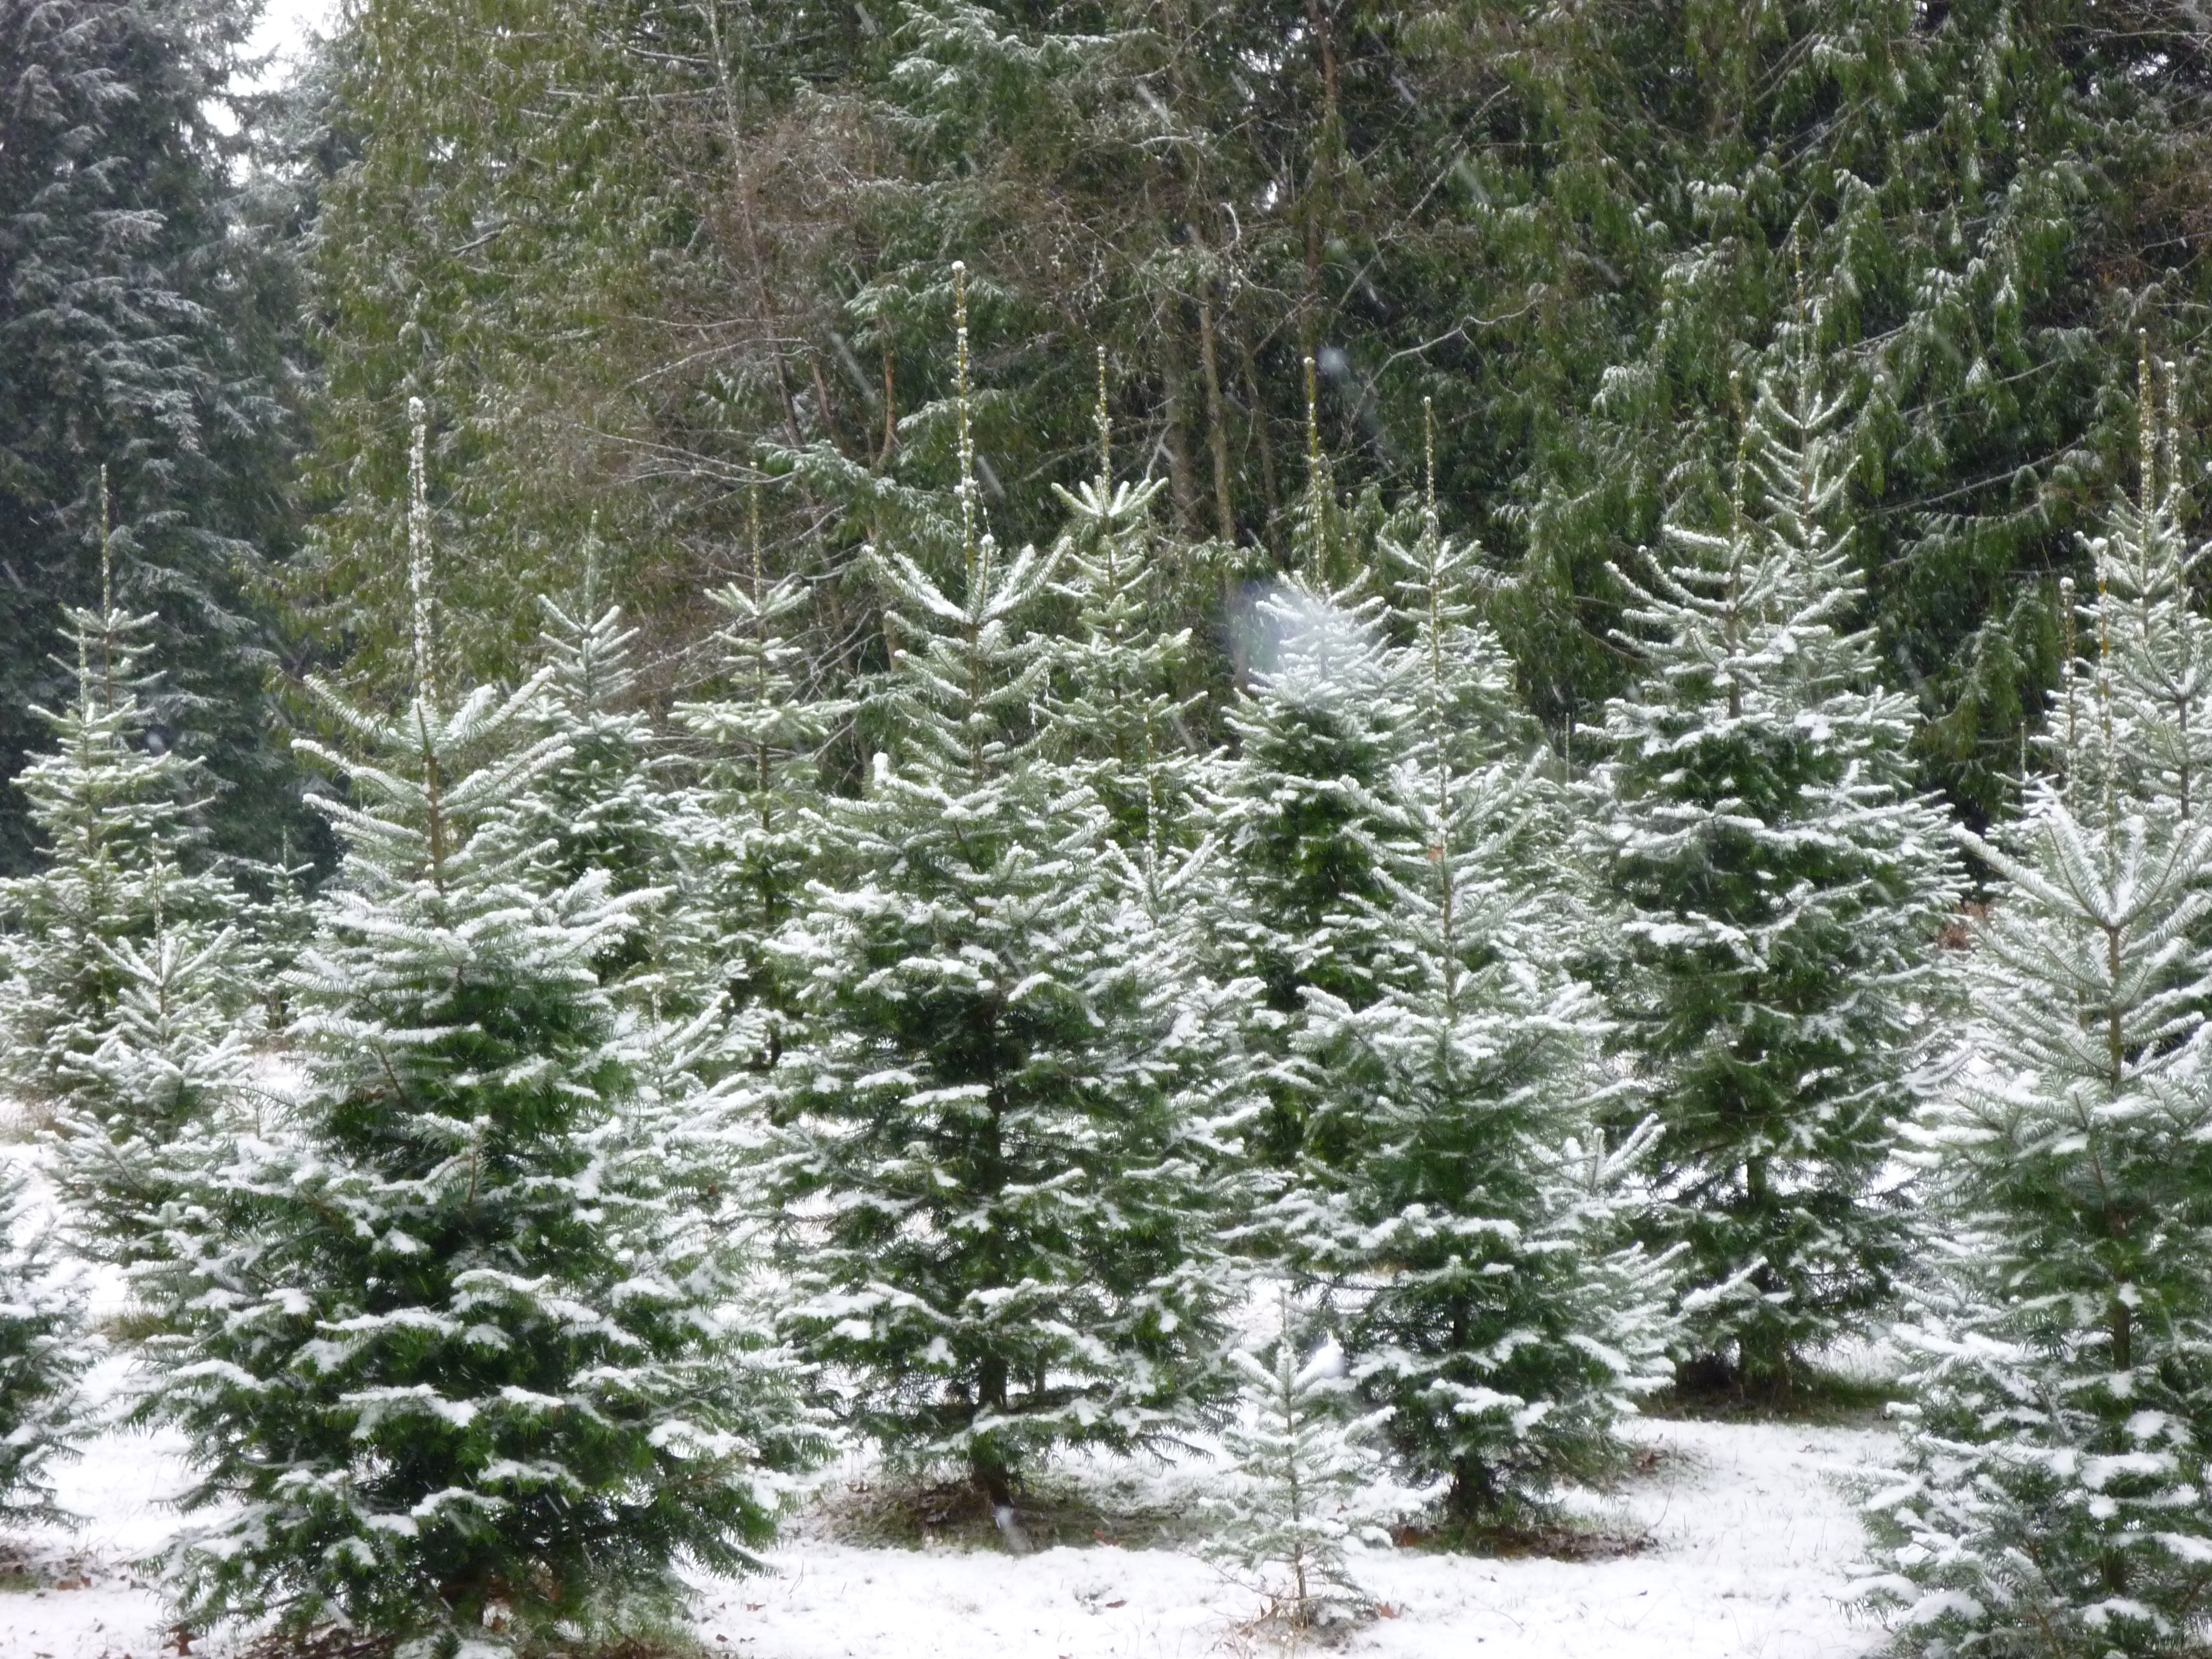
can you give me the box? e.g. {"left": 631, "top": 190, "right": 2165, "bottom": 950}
{"left": 8, "top": 309, "right": 2207, "bottom": 1659}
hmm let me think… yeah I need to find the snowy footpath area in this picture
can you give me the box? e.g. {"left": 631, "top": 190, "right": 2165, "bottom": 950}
{"left": 6, "top": 1398, "right": 1896, "bottom": 1659}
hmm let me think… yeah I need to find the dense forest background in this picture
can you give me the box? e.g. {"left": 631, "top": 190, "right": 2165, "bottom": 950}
{"left": 13, "top": 0, "right": 2212, "bottom": 865}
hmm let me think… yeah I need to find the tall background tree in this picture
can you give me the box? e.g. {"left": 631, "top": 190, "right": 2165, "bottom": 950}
{"left": 0, "top": 0, "right": 305, "bottom": 870}
{"left": 291, "top": 1, "right": 2212, "bottom": 829}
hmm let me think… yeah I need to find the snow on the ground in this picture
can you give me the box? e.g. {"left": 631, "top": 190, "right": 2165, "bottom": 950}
{"left": 7, "top": 1395, "right": 1896, "bottom": 1658}
{"left": 684, "top": 1416, "right": 1890, "bottom": 1659}
{"left": 5, "top": 1355, "right": 197, "bottom": 1659}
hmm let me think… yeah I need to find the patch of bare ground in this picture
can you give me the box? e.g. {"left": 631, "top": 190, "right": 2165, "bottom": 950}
{"left": 805, "top": 1469, "right": 1193, "bottom": 1552}
{"left": 0, "top": 1533, "right": 102, "bottom": 1592}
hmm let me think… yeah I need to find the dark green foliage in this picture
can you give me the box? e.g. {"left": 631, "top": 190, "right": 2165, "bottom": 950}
{"left": 293, "top": 1, "right": 2212, "bottom": 833}
{"left": 762, "top": 335, "right": 1232, "bottom": 1511}
{"left": 1583, "top": 356, "right": 1960, "bottom": 1383}
{"left": 0, "top": 0, "right": 304, "bottom": 870}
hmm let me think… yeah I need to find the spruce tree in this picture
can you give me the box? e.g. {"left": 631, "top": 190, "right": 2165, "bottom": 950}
{"left": 54, "top": 922, "right": 255, "bottom": 1270}
{"left": 1204, "top": 1293, "right": 1394, "bottom": 1630}
{"left": 674, "top": 493, "right": 847, "bottom": 1065}
{"left": 761, "top": 276, "right": 1228, "bottom": 1534}
{"left": 0, "top": 0, "right": 301, "bottom": 869}
{"left": 138, "top": 408, "right": 819, "bottom": 1653}
{"left": 1582, "top": 349, "right": 1961, "bottom": 1388}
{"left": 0, "top": 1160, "right": 90, "bottom": 1526}
{"left": 523, "top": 551, "right": 671, "bottom": 898}
{"left": 517, "top": 541, "right": 684, "bottom": 999}
{"left": 2064, "top": 342, "right": 2212, "bottom": 827}
{"left": 1864, "top": 793, "right": 2212, "bottom": 1659}
{"left": 1213, "top": 413, "right": 1413, "bottom": 1167}
{"left": 1862, "top": 367, "right": 2212, "bottom": 1659}
{"left": 1044, "top": 356, "right": 1205, "bottom": 869}
{"left": 1290, "top": 432, "right": 1677, "bottom": 1520}
{"left": 0, "top": 498, "right": 243, "bottom": 1131}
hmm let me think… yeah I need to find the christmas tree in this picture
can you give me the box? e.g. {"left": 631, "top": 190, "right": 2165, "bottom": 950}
{"left": 1582, "top": 346, "right": 1961, "bottom": 1388}
{"left": 675, "top": 490, "right": 848, "bottom": 1067}
{"left": 1861, "top": 356, "right": 2212, "bottom": 1659}
{"left": 137, "top": 406, "right": 821, "bottom": 1654}
{"left": 1044, "top": 353, "right": 1204, "bottom": 872}
{"left": 761, "top": 276, "right": 1229, "bottom": 1540}
{"left": 2062, "top": 340, "right": 2212, "bottom": 826}
{"left": 0, "top": 1160, "right": 90, "bottom": 1526}
{"left": 1288, "top": 423, "right": 1677, "bottom": 1520}
{"left": 0, "top": 479, "right": 240, "bottom": 1125}
{"left": 1204, "top": 1290, "right": 1395, "bottom": 1629}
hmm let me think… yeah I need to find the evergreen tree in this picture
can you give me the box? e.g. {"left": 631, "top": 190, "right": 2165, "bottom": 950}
{"left": 1287, "top": 441, "right": 1677, "bottom": 1520}
{"left": 1213, "top": 419, "right": 1413, "bottom": 1167}
{"left": 0, "top": 510, "right": 241, "bottom": 1124}
{"left": 295, "top": 0, "right": 685, "bottom": 693}
{"left": 0, "top": 0, "right": 302, "bottom": 869}
{"left": 1203, "top": 1292, "right": 1395, "bottom": 1630}
{"left": 674, "top": 493, "right": 847, "bottom": 1063}
{"left": 0, "top": 1160, "right": 90, "bottom": 1526}
{"left": 1861, "top": 369, "right": 2212, "bottom": 1659}
{"left": 761, "top": 278, "right": 1229, "bottom": 1533}
{"left": 1044, "top": 357, "right": 1204, "bottom": 869}
{"left": 1582, "top": 351, "right": 1961, "bottom": 1387}
{"left": 523, "top": 549, "right": 672, "bottom": 899}
{"left": 138, "top": 410, "right": 820, "bottom": 1652}
{"left": 517, "top": 539, "right": 685, "bottom": 1000}
{"left": 53, "top": 921, "right": 255, "bottom": 1270}
{"left": 1863, "top": 793, "right": 2212, "bottom": 1659}
{"left": 2062, "top": 344, "right": 2212, "bottom": 827}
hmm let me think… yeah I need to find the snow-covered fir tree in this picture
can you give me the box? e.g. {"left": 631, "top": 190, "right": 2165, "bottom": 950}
{"left": 0, "top": 496, "right": 241, "bottom": 1124}
{"left": 1213, "top": 503, "right": 1411, "bottom": 1166}
{"left": 1205, "top": 1290, "right": 1395, "bottom": 1628}
{"left": 675, "top": 492, "right": 847, "bottom": 1066}
{"left": 760, "top": 276, "right": 1230, "bottom": 1537}
{"left": 1582, "top": 347, "right": 1961, "bottom": 1388}
{"left": 1864, "top": 797, "right": 2212, "bottom": 1658}
{"left": 1861, "top": 371, "right": 2212, "bottom": 1659}
{"left": 1046, "top": 356, "right": 1206, "bottom": 869}
{"left": 2062, "top": 343, "right": 2212, "bottom": 825}
{"left": 523, "top": 541, "right": 674, "bottom": 897}
{"left": 0, "top": 1159, "right": 90, "bottom": 1526}
{"left": 52, "top": 921, "right": 255, "bottom": 1269}
{"left": 2, "top": 498, "right": 249, "bottom": 1274}
{"left": 137, "top": 407, "right": 821, "bottom": 1654}
{"left": 1286, "top": 437, "right": 1678, "bottom": 1520}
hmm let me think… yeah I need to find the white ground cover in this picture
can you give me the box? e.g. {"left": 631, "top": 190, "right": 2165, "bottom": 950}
{"left": 4, "top": 1371, "right": 1897, "bottom": 1659}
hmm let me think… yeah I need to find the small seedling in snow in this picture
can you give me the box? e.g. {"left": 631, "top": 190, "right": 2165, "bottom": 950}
{"left": 1204, "top": 1295, "right": 1397, "bottom": 1630}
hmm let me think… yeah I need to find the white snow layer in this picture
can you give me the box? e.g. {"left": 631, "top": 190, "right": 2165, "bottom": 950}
{"left": 4, "top": 1401, "right": 1892, "bottom": 1657}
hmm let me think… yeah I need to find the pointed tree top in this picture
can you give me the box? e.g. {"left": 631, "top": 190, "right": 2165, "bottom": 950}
{"left": 97, "top": 465, "right": 113, "bottom": 618}
{"left": 2140, "top": 331, "right": 2157, "bottom": 518}
{"left": 1304, "top": 353, "right": 1322, "bottom": 476}
{"left": 1422, "top": 396, "right": 1438, "bottom": 534}
{"left": 953, "top": 263, "right": 979, "bottom": 587}
{"left": 406, "top": 397, "right": 437, "bottom": 712}
{"left": 1095, "top": 343, "right": 1112, "bottom": 479}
